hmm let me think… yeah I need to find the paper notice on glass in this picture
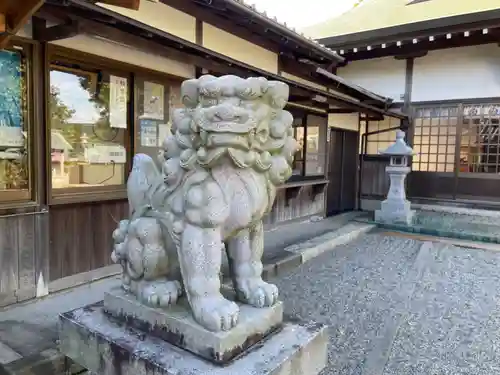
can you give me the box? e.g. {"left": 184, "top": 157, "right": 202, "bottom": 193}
{"left": 109, "top": 75, "right": 128, "bottom": 129}
{"left": 86, "top": 144, "right": 127, "bottom": 164}
{"left": 0, "top": 126, "right": 24, "bottom": 148}
{"left": 157, "top": 123, "right": 172, "bottom": 147}
{"left": 140, "top": 120, "right": 158, "bottom": 147}
{"left": 144, "top": 81, "right": 165, "bottom": 120}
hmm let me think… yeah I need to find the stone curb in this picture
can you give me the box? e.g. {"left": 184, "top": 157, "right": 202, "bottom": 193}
{"left": 383, "top": 230, "right": 500, "bottom": 253}
{"left": 262, "top": 222, "right": 375, "bottom": 280}
{"left": 0, "top": 222, "right": 374, "bottom": 375}
{"left": 413, "top": 203, "right": 500, "bottom": 218}
{"left": 284, "top": 222, "right": 376, "bottom": 263}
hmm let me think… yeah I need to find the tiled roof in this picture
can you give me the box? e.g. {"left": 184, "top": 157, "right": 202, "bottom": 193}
{"left": 303, "top": 0, "right": 500, "bottom": 39}
{"left": 51, "top": 130, "right": 73, "bottom": 151}
{"left": 227, "top": 0, "right": 343, "bottom": 61}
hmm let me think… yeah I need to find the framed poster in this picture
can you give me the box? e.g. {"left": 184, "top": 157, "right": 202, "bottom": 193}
{"left": 143, "top": 81, "right": 165, "bottom": 120}
{"left": 109, "top": 75, "right": 128, "bottom": 129}
{"left": 140, "top": 119, "right": 158, "bottom": 147}
{"left": 0, "top": 50, "right": 24, "bottom": 148}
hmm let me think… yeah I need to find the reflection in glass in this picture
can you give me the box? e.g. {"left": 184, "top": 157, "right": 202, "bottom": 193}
{"left": 460, "top": 108, "right": 500, "bottom": 174}
{"left": 135, "top": 79, "right": 183, "bottom": 160}
{"left": 0, "top": 49, "right": 29, "bottom": 192}
{"left": 305, "top": 126, "right": 326, "bottom": 176}
{"left": 365, "top": 117, "right": 399, "bottom": 155}
{"left": 49, "top": 66, "right": 128, "bottom": 189}
{"left": 292, "top": 127, "right": 304, "bottom": 175}
{"left": 412, "top": 106, "right": 457, "bottom": 173}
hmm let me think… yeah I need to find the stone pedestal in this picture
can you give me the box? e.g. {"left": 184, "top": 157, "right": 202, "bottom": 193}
{"left": 59, "top": 301, "right": 328, "bottom": 375}
{"left": 103, "top": 287, "right": 284, "bottom": 364}
{"left": 57, "top": 75, "right": 328, "bottom": 375}
{"left": 375, "top": 165, "right": 415, "bottom": 225}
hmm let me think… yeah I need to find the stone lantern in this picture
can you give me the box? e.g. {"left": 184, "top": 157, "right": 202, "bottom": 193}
{"left": 374, "top": 130, "right": 415, "bottom": 225}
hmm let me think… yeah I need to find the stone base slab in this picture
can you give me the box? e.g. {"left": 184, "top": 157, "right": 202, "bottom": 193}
{"left": 102, "top": 286, "right": 283, "bottom": 364}
{"left": 375, "top": 199, "right": 415, "bottom": 226}
{"left": 59, "top": 302, "right": 328, "bottom": 375}
{"left": 375, "top": 208, "right": 415, "bottom": 226}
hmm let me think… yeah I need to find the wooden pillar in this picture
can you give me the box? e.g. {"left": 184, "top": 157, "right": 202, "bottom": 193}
{"left": 0, "top": 13, "right": 6, "bottom": 33}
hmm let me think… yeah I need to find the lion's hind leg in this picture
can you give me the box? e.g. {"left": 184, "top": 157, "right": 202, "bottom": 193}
{"left": 128, "top": 218, "right": 183, "bottom": 307}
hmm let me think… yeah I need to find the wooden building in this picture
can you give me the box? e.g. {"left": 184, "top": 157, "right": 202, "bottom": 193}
{"left": 305, "top": 0, "right": 500, "bottom": 210}
{"left": 0, "top": 0, "right": 403, "bottom": 307}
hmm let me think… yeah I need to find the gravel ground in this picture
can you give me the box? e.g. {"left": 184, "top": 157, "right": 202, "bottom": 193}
{"left": 274, "top": 233, "right": 500, "bottom": 375}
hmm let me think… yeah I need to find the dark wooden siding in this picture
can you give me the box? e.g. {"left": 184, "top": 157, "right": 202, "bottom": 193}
{"left": 49, "top": 200, "right": 128, "bottom": 281}
{"left": 407, "top": 172, "right": 455, "bottom": 200}
{"left": 264, "top": 184, "right": 325, "bottom": 225}
{"left": 359, "top": 156, "right": 390, "bottom": 199}
{"left": 0, "top": 207, "right": 48, "bottom": 306}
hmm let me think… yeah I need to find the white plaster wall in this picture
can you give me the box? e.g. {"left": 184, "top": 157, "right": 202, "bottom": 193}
{"left": 97, "top": 1, "right": 196, "bottom": 43}
{"left": 337, "top": 57, "right": 406, "bottom": 102}
{"left": 51, "top": 34, "right": 195, "bottom": 79}
{"left": 412, "top": 44, "right": 500, "bottom": 102}
{"left": 328, "top": 113, "right": 358, "bottom": 131}
{"left": 202, "top": 23, "right": 278, "bottom": 74}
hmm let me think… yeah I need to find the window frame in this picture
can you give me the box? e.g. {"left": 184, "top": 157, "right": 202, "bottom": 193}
{"left": 459, "top": 104, "right": 500, "bottom": 177}
{"left": 304, "top": 113, "right": 328, "bottom": 178}
{"left": 46, "top": 46, "right": 134, "bottom": 205}
{"left": 0, "top": 39, "right": 35, "bottom": 206}
{"left": 411, "top": 105, "right": 458, "bottom": 174}
{"left": 286, "top": 107, "right": 328, "bottom": 182}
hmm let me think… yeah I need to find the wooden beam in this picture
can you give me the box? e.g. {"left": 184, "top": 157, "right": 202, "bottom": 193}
{"left": 342, "top": 31, "right": 500, "bottom": 61}
{"left": 0, "top": 0, "right": 44, "bottom": 49}
{"left": 33, "top": 19, "right": 81, "bottom": 42}
{"left": 394, "top": 51, "right": 428, "bottom": 60}
{"left": 328, "top": 108, "right": 357, "bottom": 114}
{"left": 98, "top": 0, "right": 141, "bottom": 11}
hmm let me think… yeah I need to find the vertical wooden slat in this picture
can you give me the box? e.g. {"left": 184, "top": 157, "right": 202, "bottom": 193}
{"left": 60, "top": 206, "right": 73, "bottom": 279}
{"left": 78, "top": 204, "right": 93, "bottom": 273}
{"left": 0, "top": 217, "right": 19, "bottom": 294}
{"left": 48, "top": 207, "right": 61, "bottom": 281}
{"left": 35, "top": 211, "right": 49, "bottom": 296}
{"left": 101, "top": 203, "right": 110, "bottom": 269}
{"left": 17, "top": 213, "right": 36, "bottom": 293}
{"left": 49, "top": 200, "right": 128, "bottom": 282}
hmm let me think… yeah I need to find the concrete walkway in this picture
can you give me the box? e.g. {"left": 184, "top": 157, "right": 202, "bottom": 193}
{"left": 275, "top": 231, "right": 500, "bottom": 375}
{"left": 0, "top": 213, "right": 370, "bottom": 375}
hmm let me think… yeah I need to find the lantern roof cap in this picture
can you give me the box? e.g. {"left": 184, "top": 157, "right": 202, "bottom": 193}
{"left": 379, "top": 130, "right": 415, "bottom": 155}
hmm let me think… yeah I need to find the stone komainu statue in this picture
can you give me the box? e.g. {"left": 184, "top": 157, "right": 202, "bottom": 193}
{"left": 111, "top": 75, "right": 297, "bottom": 332}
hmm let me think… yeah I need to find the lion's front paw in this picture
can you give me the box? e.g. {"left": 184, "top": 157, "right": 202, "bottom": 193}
{"left": 236, "top": 279, "right": 279, "bottom": 308}
{"left": 190, "top": 295, "right": 239, "bottom": 332}
{"left": 138, "top": 280, "right": 183, "bottom": 307}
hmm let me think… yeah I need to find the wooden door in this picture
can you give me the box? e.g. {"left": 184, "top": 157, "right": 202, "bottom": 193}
{"left": 326, "top": 128, "right": 359, "bottom": 215}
